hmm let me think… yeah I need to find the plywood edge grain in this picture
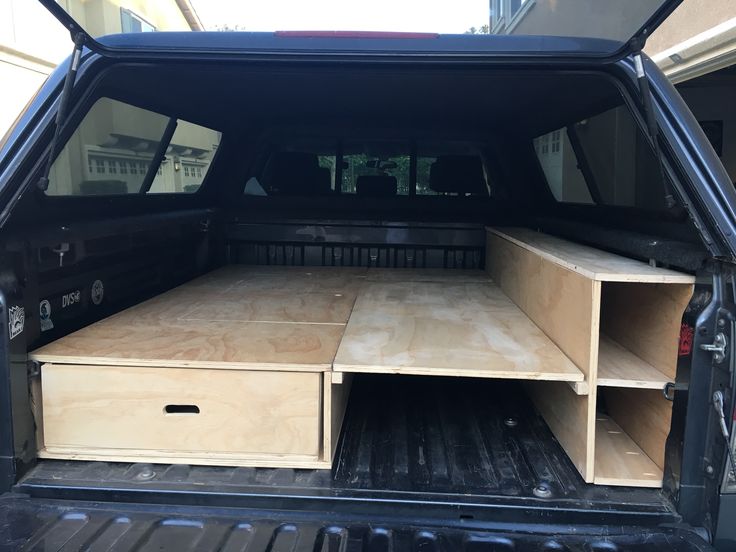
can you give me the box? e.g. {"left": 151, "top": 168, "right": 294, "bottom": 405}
{"left": 487, "top": 227, "right": 695, "bottom": 284}
{"left": 323, "top": 372, "right": 353, "bottom": 462}
{"left": 567, "top": 380, "right": 590, "bottom": 395}
{"left": 593, "top": 415, "right": 663, "bottom": 487}
{"left": 38, "top": 447, "right": 331, "bottom": 469}
{"left": 332, "top": 363, "right": 584, "bottom": 381}
{"left": 31, "top": 356, "right": 332, "bottom": 372}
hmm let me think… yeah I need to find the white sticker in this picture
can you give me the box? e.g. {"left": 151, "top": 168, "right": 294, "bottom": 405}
{"left": 8, "top": 306, "right": 25, "bottom": 340}
{"left": 62, "top": 290, "right": 80, "bottom": 308}
{"left": 39, "top": 300, "right": 54, "bottom": 332}
{"left": 91, "top": 280, "right": 104, "bottom": 306}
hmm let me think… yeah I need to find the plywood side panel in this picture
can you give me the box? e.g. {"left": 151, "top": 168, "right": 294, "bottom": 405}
{"left": 601, "top": 282, "right": 694, "bottom": 380}
{"left": 30, "top": 376, "right": 44, "bottom": 452}
{"left": 323, "top": 373, "right": 353, "bottom": 462}
{"left": 42, "top": 364, "right": 322, "bottom": 457}
{"left": 486, "top": 233, "right": 600, "bottom": 380}
{"left": 602, "top": 387, "right": 672, "bottom": 469}
{"left": 526, "top": 381, "right": 596, "bottom": 482}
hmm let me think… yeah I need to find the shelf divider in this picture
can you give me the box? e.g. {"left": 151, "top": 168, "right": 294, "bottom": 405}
{"left": 597, "top": 335, "right": 672, "bottom": 389}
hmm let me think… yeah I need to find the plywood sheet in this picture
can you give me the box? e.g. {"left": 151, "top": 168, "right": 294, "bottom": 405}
{"left": 334, "top": 281, "right": 583, "bottom": 381}
{"left": 42, "top": 364, "right": 322, "bottom": 457}
{"left": 486, "top": 232, "right": 600, "bottom": 379}
{"left": 597, "top": 335, "right": 672, "bottom": 389}
{"left": 489, "top": 228, "right": 695, "bottom": 283}
{"left": 364, "top": 268, "right": 492, "bottom": 283}
{"left": 32, "top": 319, "right": 344, "bottom": 370}
{"left": 188, "top": 265, "right": 367, "bottom": 290}
{"left": 594, "top": 415, "right": 663, "bottom": 487}
{"left": 31, "top": 266, "right": 356, "bottom": 370}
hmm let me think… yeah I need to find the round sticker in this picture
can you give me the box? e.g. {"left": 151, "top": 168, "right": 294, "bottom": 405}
{"left": 39, "top": 300, "right": 54, "bottom": 332}
{"left": 91, "top": 280, "right": 104, "bottom": 306}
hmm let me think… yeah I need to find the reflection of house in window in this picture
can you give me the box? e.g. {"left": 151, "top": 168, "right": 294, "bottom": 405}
{"left": 84, "top": 133, "right": 213, "bottom": 193}
{"left": 491, "top": 0, "right": 531, "bottom": 31}
{"left": 121, "top": 9, "right": 156, "bottom": 33}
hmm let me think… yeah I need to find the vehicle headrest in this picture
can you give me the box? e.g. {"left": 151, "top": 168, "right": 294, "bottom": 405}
{"left": 80, "top": 180, "right": 128, "bottom": 195}
{"left": 269, "top": 152, "right": 323, "bottom": 195}
{"left": 429, "top": 156, "right": 487, "bottom": 195}
{"left": 356, "top": 175, "right": 398, "bottom": 197}
{"left": 312, "top": 166, "right": 333, "bottom": 195}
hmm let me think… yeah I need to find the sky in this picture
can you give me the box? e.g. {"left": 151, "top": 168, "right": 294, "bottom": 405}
{"left": 191, "top": 0, "right": 490, "bottom": 34}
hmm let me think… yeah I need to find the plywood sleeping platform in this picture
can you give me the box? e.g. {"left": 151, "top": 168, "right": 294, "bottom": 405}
{"left": 31, "top": 229, "right": 695, "bottom": 488}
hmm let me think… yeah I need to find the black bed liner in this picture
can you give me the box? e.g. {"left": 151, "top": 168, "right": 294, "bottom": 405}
{"left": 0, "top": 492, "right": 715, "bottom": 552}
{"left": 17, "top": 376, "right": 674, "bottom": 526}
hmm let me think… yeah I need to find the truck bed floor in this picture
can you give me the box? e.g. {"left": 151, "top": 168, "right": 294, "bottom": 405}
{"left": 17, "top": 376, "right": 674, "bottom": 524}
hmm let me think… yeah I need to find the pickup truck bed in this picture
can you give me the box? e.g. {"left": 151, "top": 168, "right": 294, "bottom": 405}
{"left": 16, "top": 376, "right": 674, "bottom": 526}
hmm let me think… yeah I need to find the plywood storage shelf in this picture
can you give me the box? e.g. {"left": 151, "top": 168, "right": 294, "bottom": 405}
{"left": 30, "top": 266, "right": 356, "bottom": 469}
{"left": 487, "top": 227, "right": 695, "bottom": 487}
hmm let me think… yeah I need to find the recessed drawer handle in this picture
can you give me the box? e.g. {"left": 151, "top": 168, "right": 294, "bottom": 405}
{"left": 164, "top": 404, "right": 200, "bottom": 415}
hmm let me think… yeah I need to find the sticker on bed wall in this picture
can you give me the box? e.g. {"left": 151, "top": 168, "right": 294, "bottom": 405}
{"left": 39, "top": 300, "right": 54, "bottom": 332}
{"left": 61, "top": 290, "right": 80, "bottom": 308}
{"left": 91, "top": 279, "right": 104, "bottom": 306}
{"left": 8, "top": 306, "right": 24, "bottom": 340}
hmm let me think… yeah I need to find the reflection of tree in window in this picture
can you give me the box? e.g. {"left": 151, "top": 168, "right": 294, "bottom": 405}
{"left": 342, "top": 153, "right": 410, "bottom": 195}
{"left": 416, "top": 157, "right": 437, "bottom": 195}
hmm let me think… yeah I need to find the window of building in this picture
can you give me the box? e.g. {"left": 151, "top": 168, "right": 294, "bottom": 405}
{"left": 490, "top": 0, "right": 502, "bottom": 28}
{"left": 492, "top": 0, "right": 532, "bottom": 30}
{"left": 509, "top": 0, "right": 528, "bottom": 18}
{"left": 47, "top": 97, "right": 220, "bottom": 196}
{"left": 534, "top": 128, "right": 593, "bottom": 204}
{"left": 120, "top": 9, "right": 156, "bottom": 33}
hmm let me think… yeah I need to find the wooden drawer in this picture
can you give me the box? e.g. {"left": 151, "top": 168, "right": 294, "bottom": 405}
{"left": 40, "top": 364, "right": 322, "bottom": 462}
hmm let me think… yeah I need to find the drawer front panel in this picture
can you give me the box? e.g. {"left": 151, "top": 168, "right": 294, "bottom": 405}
{"left": 41, "top": 364, "right": 322, "bottom": 457}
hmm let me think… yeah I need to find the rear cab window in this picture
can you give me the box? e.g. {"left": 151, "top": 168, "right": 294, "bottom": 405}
{"left": 247, "top": 139, "right": 490, "bottom": 198}
{"left": 47, "top": 97, "right": 220, "bottom": 196}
